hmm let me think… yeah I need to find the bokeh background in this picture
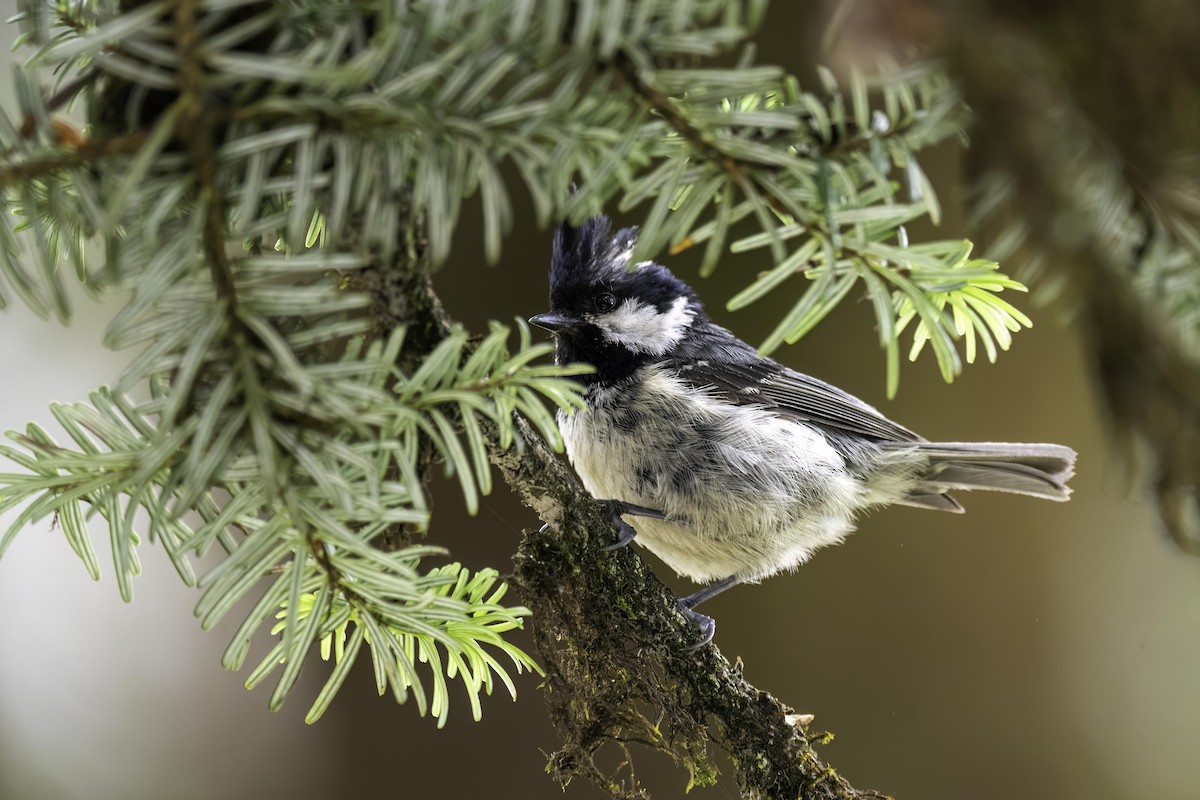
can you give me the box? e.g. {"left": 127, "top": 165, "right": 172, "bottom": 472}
{"left": 2, "top": 2, "right": 1198, "bottom": 799}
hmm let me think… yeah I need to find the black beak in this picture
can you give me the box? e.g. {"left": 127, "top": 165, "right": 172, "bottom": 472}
{"left": 529, "top": 311, "right": 579, "bottom": 333}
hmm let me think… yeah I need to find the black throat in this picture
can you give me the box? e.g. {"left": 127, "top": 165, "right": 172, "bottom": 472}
{"left": 555, "top": 326, "right": 654, "bottom": 388}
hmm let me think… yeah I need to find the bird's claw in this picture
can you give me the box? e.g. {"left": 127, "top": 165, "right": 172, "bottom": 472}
{"left": 600, "top": 517, "right": 638, "bottom": 551}
{"left": 599, "top": 499, "right": 666, "bottom": 550}
{"left": 677, "top": 600, "right": 716, "bottom": 650}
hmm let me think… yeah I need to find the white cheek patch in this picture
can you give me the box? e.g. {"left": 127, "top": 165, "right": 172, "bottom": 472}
{"left": 592, "top": 296, "right": 694, "bottom": 355}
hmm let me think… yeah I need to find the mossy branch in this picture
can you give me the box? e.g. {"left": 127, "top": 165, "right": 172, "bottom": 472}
{"left": 486, "top": 415, "right": 887, "bottom": 800}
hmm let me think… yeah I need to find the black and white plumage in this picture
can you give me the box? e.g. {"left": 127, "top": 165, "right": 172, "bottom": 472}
{"left": 531, "top": 214, "right": 1076, "bottom": 646}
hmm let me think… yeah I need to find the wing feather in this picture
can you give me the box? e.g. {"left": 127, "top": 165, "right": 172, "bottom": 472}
{"left": 673, "top": 327, "right": 921, "bottom": 443}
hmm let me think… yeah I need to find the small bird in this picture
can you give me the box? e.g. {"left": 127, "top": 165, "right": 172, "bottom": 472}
{"left": 530, "top": 214, "right": 1076, "bottom": 648}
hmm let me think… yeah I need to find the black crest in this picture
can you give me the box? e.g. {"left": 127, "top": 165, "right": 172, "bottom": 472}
{"left": 549, "top": 215, "right": 637, "bottom": 301}
{"left": 548, "top": 214, "right": 697, "bottom": 315}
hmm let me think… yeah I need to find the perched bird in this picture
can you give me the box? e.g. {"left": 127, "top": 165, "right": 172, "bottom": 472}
{"left": 530, "top": 214, "right": 1076, "bottom": 648}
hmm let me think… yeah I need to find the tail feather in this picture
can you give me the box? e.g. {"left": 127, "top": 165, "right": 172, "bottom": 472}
{"left": 898, "top": 442, "right": 1076, "bottom": 506}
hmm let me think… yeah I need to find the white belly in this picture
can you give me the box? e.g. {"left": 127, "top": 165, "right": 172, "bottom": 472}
{"left": 560, "top": 368, "right": 866, "bottom": 583}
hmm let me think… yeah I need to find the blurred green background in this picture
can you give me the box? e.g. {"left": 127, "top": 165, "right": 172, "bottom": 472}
{"left": 1, "top": 2, "right": 1198, "bottom": 799}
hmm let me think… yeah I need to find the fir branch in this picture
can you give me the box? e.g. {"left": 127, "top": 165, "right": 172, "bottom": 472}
{"left": 614, "top": 48, "right": 739, "bottom": 172}
{"left": 270, "top": 563, "right": 541, "bottom": 726}
{"left": 171, "top": 0, "right": 285, "bottom": 498}
{"left": 0, "top": 317, "right": 581, "bottom": 722}
{"left": 173, "top": 0, "right": 239, "bottom": 316}
{"left": 0, "top": 131, "right": 147, "bottom": 187}
{"left": 15, "top": 70, "right": 98, "bottom": 140}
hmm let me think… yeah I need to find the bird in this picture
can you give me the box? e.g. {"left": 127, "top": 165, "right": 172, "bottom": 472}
{"left": 529, "top": 214, "right": 1076, "bottom": 648}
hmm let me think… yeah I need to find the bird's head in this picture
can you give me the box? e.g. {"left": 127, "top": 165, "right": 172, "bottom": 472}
{"left": 530, "top": 215, "right": 705, "bottom": 377}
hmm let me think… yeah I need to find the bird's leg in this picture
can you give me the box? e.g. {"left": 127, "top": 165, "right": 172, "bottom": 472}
{"left": 597, "top": 499, "right": 666, "bottom": 551}
{"left": 677, "top": 575, "right": 741, "bottom": 650}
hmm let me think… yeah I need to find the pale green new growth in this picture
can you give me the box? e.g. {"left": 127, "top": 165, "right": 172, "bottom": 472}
{"left": 270, "top": 564, "right": 541, "bottom": 726}
{"left": 666, "top": 66, "right": 1033, "bottom": 396}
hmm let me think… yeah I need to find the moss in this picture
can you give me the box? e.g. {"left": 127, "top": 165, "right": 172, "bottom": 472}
{"left": 614, "top": 593, "right": 637, "bottom": 619}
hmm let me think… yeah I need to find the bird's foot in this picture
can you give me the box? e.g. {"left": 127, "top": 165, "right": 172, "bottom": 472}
{"left": 601, "top": 518, "right": 638, "bottom": 551}
{"left": 598, "top": 500, "right": 665, "bottom": 551}
{"left": 674, "top": 576, "right": 740, "bottom": 650}
{"left": 677, "top": 600, "right": 716, "bottom": 650}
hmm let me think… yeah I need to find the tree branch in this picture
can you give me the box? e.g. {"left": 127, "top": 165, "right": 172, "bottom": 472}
{"left": 174, "top": 0, "right": 237, "bottom": 310}
{"left": 16, "top": 71, "right": 98, "bottom": 140}
{"left": 0, "top": 131, "right": 147, "bottom": 188}
{"left": 486, "top": 416, "right": 886, "bottom": 799}
{"left": 613, "top": 49, "right": 737, "bottom": 171}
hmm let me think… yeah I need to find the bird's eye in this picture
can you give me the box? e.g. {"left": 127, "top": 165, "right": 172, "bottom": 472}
{"left": 594, "top": 292, "right": 618, "bottom": 312}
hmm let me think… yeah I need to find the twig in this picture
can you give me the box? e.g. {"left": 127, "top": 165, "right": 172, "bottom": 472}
{"left": 0, "top": 131, "right": 147, "bottom": 188}
{"left": 17, "top": 71, "right": 100, "bottom": 139}
{"left": 174, "top": 0, "right": 237, "bottom": 310}
{"left": 613, "top": 49, "right": 744, "bottom": 177}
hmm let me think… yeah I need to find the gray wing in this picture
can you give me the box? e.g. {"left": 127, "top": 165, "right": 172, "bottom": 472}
{"left": 672, "top": 328, "right": 922, "bottom": 444}
{"left": 671, "top": 326, "right": 966, "bottom": 511}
